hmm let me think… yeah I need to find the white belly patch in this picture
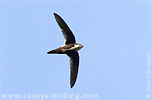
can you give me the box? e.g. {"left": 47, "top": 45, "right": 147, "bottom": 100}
{"left": 68, "top": 44, "right": 82, "bottom": 51}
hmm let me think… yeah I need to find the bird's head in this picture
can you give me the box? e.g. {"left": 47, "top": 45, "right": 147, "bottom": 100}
{"left": 75, "top": 43, "right": 83, "bottom": 51}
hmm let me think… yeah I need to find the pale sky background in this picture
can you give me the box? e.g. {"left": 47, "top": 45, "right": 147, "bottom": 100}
{"left": 0, "top": 0, "right": 152, "bottom": 100}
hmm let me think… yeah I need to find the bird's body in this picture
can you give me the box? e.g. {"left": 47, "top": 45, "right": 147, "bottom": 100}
{"left": 48, "top": 43, "right": 83, "bottom": 54}
{"left": 47, "top": 13, "right": 83, "bottom": 88}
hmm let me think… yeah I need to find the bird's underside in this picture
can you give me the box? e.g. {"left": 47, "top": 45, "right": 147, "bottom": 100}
{"left": 47, "top": 44, "right": 83, "bottom": 54}
{"left": 47, "top": 44, "right": 75, "bottom": 54}
{"left": 47, "top": 13, "right": 83, "bottom": 88}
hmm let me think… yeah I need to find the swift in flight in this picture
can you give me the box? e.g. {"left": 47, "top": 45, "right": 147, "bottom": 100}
{"left": 47, "top": 13, "right": 83, "bottom": 88}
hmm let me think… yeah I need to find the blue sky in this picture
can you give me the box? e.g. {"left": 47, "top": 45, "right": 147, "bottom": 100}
{"left": 0, "top": 0, "right": 152, "bottom": 100}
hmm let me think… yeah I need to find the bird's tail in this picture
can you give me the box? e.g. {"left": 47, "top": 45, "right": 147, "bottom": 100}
{"left": 47, "top": 50, "right": 58, "bottom": 54}
{"left": 47, "top": 49, "right": 65, "bottom": 54}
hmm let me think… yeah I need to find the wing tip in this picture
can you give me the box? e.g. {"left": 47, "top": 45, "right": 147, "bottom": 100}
{"left": 54, "top": 12, "right": 59, "bottom": 18}
{"left": 53, "top": 12, "right": 61, "bottom": 22}
{"left": 70, "top": 79, "right": 77, "bottom": 88}
{"left": 54, "top": 12, "right": 57, "bottom": 16}
{"left": 70, "top": 83, "right": 75, "bottom": 88}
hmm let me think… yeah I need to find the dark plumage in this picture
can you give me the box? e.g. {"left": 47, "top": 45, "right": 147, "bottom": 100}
{"left": 47, "top": 13, "right": 83, "bottom": 88}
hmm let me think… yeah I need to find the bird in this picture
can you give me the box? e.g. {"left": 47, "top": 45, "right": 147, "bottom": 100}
{"left": 47, "top": 13, "right": 83, "bottom": 88}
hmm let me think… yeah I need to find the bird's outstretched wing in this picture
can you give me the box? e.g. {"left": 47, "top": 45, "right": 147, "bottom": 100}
{"left": 67, "top": 51, "right": 79, "bottom": 88}
{"left": 54, "top": 13, "right": 76, "bottom": 44}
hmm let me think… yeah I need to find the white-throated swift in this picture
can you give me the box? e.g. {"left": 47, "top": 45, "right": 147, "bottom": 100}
{"left": 47, "top": 13, "right": 83, "bottom": 88}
